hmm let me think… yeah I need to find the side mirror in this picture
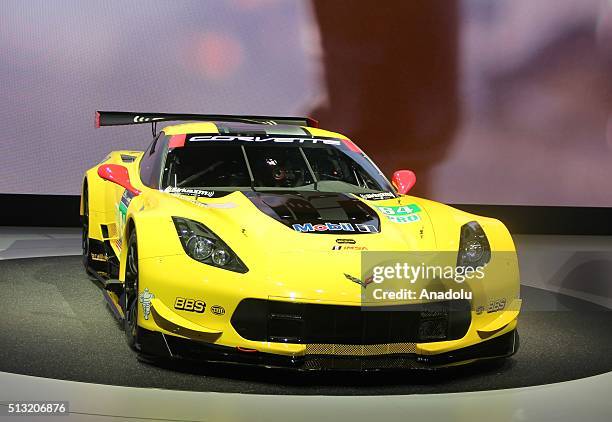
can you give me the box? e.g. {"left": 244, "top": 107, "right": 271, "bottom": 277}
{"left": 97, "top": 164, "right": 141, "bottom": 196}
{"left": 391, "top": 170, "right": 416, "bottom": 195}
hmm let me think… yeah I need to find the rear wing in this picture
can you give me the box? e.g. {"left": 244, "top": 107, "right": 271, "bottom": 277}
{"left": 95, "top": 111, "right": 318, "bottom": 129}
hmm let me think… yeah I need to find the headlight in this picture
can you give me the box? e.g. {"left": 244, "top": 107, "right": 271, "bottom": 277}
{"left": 172, "top": 217, "right": 248, "bottom": 273}
{"left": 456, "top": 221, "right": 491, "bottom": 270}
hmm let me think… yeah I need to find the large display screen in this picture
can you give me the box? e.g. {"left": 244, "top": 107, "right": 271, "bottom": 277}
{"left": 1, "top": 0, "right": 611, "bottom": 206}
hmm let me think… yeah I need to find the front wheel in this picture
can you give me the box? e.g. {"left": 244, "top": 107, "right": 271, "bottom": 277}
{"left": 124, "top": 230, "right": 140, "bottom": 351}
{"left": 123, "top": 230, "right": 164, "bottom": 363}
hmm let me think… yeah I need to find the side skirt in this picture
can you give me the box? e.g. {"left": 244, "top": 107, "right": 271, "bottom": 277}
{"left": 87, "top": 239, "right": 125, "bottom": 324}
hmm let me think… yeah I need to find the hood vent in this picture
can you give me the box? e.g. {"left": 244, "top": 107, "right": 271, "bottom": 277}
{"left": 243, "top": 191, "right": 380, "bottom": 234}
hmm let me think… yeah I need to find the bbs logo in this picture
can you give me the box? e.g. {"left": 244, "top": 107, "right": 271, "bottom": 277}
{"left": 174, "top": 297, "right": 206, "bottom": 313}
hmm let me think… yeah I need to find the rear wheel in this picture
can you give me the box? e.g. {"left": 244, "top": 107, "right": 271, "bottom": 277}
{"left": 82, "top": 185, "right": 94, "bottom": 274}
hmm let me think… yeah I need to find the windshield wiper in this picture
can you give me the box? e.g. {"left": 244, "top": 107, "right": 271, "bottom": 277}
{"left": 299, "top": 147, "right": 318, "bottom": 191}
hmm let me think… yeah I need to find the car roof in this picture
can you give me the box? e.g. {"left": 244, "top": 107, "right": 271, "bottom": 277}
{"left": 162, "top": 122, "right": 349, "bottom": 139}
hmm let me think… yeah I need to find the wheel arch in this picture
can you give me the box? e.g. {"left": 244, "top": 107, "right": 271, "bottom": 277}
{"left": 80, "top": 178, "right": 88, "bottom": 217}
{"left": 126, "top": 217, "right": 136, "bottom": 241}
{"left": 119, "top": 217, "right": 137, "bottom": 282}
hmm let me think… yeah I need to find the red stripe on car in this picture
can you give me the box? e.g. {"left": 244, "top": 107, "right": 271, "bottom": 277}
{"left": 341, "top": 138, "right": 362, "bottom": 153}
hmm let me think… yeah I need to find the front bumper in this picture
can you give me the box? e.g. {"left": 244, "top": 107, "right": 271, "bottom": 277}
{"left": 137, "top": 327, "right": 519, "bottom": 371}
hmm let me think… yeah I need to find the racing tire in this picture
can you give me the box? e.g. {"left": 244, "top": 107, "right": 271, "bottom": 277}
{"left": 124, "top": 230, "right": 164, "bottom": 363}
{"left": 82, "top": 185, "right": 95, "bottom": 277}
{"left": 124, "top": 230, "right": 140, "bottom": 352}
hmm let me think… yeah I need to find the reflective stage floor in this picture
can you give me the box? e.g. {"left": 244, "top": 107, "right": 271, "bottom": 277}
{"left": 0, "top": 255, "right": 610, "bottom": 396}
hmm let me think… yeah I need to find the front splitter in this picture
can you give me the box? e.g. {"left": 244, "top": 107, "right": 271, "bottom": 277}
{"left": 137, "top": 327, "right": 518, "bottom": 372}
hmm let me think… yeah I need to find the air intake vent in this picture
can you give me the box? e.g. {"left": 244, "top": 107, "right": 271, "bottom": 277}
{"left": 231, "top": 299, "right": 471, "bottom": 345}
{"left": 101, "top": 224, "right": 118, "bottom": 240}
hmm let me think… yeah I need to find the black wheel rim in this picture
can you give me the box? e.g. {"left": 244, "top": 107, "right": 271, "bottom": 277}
{"left": 82, "top": 193, "right": 89, "bottom": 256}
{"left": 125, "top": 237, "right": 138, "bottom": 338}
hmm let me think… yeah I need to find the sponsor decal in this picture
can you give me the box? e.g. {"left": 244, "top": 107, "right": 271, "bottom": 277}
{"left": 475, "top": 298, "right": 507, "bottom": 315}
{"left": 344, "top": 273, "right": 374, "bottom": 288}
{"left": 90, "top": 253, "right": 107, "bottom": 262}
{"left": 293, "top": 222, "right": 353, "bottom": 232}
{"left": 332, "top": 245, "right": 368, "bottom": 251}
{"left": 164, "top": 186, "right": 215, "bottom": 198}
{"left": 139, "top": 288, "right": 155, "bottom": 320}
{"left": 193, "top": 201, "right": 237, "bottom": 209}
{"left": 133, "top": 115, "right": 164, "bottom": 123}
{"left": 355, "top": 223, "right": 379, "bottom": 233}
{"left": 292, "top": 222, "right": 379, "bottom": 234}
{"left": 211, "top": 305, "right": 226, "bottom": 316}
{"left": 189, "top": 135, "right": 341, "bottom": 146}
{"left": 116, "top": 189, "right": 135, "bottom": 237}
{"left": 174, "top": 297, "right": 206, "bottom": 313}
{"left": 357, "top": 192, "right": 396, "bottom": 201}
{"left": 336, "top": 239, "right": 356, "bottom": 244}
{"left": 165, "top": 187, "right": 236, "bottom": 208}
{"left": 487, "top": 298, "right": 506, "bottom": 313}
{"left": 118, "top": 190, "right": 133, "bottom": 222}
{"left": 377, "top": 204, "right": 422, "bottom": 224}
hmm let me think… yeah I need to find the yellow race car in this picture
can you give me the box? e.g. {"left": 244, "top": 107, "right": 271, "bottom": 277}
{"left": 82, "top": 111, "right": 521, "bottom": 370}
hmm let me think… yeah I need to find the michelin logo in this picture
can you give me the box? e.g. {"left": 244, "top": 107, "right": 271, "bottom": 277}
{"left": 139, "top": 288, "right": 155, "bottom": 320}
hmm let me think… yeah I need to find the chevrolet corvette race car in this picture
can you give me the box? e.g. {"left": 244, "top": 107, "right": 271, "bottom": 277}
{"left": 82, "top": 111, "right": 521, "bottom": 370}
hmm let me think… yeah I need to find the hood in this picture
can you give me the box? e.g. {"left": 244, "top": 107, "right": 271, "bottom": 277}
{"left": 161, "top": 189, "right": 438, "bottom": 302}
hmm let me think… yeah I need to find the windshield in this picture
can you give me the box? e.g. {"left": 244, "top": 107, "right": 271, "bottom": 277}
{"left": 161, "top": 142, "right": 394, "bottom": 194}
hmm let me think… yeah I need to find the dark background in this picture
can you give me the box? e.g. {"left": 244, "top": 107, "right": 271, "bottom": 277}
{"left": 1, "top": 0, "right": 612, "bottom": 231}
